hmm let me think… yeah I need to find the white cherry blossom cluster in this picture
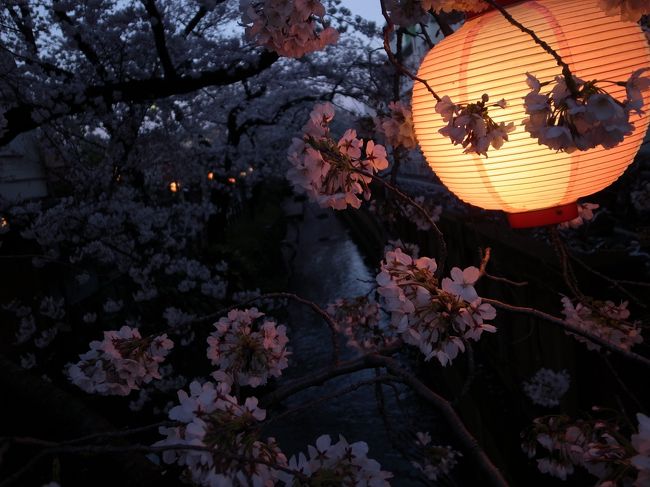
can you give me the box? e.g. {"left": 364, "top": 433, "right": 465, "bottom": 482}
{"left": 241, "top": 0, "right": 339, "bottom": 58}
{"left": 384, "top": 0, "right": 488, "bottom": 26}
{"left": 156, "top": 380, "right": 286, "bottom": 486}
{"left": 326, "top": 295, "right": 396, "bottom": 351}
{"left": 597, "top": 0, "right": 650, "bottom": 22}
{"left": 276, "top": 434, "right": 393, "bottom": 485}
{"left": 401, "top": 195, "right": 442, "bottom": 231}
{"left": 67, "top": 326, "right": 173, "bottom": 396}
{"left": 436, "top": 94, "right": 515, "bottom": 156}
{"left": 561, "top": 297, "right": 643, "bottom": 352}
{"left": 287, "top": 103, "right": 389, "bottom": 210}
{"left": 376, "top": 248, "right": 496, "bottom": 366}
{"left": 411, "top": 431, "right": 462, "bottom": 482}
{"left": 376, "top": 101, "right": 417, "bottom": 150}
{"left": 207, "top": 308, "right": 290, "bottom": 387}
{"left": 522, "top": 368, "right": 570, "bottom": 408}
{"left": 524, "top": 70, "right": 650, "bottom": 153}
{"left": 558, "top": 202, "right": 599, "bottom": 229}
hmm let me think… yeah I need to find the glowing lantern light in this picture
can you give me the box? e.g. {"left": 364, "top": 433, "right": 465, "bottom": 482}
{"left": 207, "top": 171, "right": 215, "bottom": 180}
{"left": 227, "top": 177, "right": 237, "bottom": 184}
{"left": 169, "top": 181, "right": 179, "bottom": 193}
{"left": 411, "top": 0, "right": 650, "bottom": 227}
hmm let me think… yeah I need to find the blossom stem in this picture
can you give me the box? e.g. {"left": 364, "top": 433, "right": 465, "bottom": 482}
{"left": 482, "top": 0, "right": 580, "bottom": 95}
{"left": 483, "top": 298, "right": 650, "bottom": 368}
{"left": 357, "top": 169, "right": 448, "bottom": 276}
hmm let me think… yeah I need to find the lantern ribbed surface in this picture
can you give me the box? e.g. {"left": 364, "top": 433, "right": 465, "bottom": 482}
{"left": 411, "top": 0, "right": 650, "bottom": 214}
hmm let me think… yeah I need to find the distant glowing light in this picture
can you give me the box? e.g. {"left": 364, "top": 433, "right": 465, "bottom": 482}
{"left": 169, "top": 181, "right": 179, "bottom": 193}
{"left": 207, "top": 171, "right": 215, "bottom": 180}
{"left": 227, "top": 177, "right": 236, "bottom": 184}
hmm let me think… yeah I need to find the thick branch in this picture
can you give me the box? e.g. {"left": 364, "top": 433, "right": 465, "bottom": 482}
{"left": 140, "top": 0, "right": 176, "bottom": 78}
{"left": 0, "top": 50, "right": 279, "bottom": 147}
{"left": 52, "top": 2, "right": 109, "bottom": 79}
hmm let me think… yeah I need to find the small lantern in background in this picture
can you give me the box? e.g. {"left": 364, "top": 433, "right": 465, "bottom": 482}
{"left": 169, "top": 181, "right": 179, "bottom": 193}
{"left": 411, "top": 0, "right": 650, "bottom": 227}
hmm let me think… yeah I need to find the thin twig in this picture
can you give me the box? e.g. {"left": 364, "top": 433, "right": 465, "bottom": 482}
{"left": 478, "top": 247, "right": 528, "bottom": 287}
{"left": 484, "top": 298, "right": 650, "bottom": 369}
{"left": 359, "top": 169, "right": 448, "bottom": 276}
{"left": 482, "top": 0, "right": 579, "bottom": 95}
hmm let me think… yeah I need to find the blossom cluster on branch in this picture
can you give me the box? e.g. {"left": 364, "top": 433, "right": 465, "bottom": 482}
{"left": 522, "top": 411, "right": 650, "bottom": 485}
{"left": 287, "top": 103, "right": 389, "bottom": 210}
{"left": 67, "top": 326, "right": 173, "bottom": 396}
{"left": 241, "top": 0, "right": 339, "bottom": 57}
{"left": 597, "top": 0, "right": 650, "bottom": 22}
{"left": 561, "top": 297, "right": 643, "bottom": 352}
{"left": 524, "top": 70, "right": 650, "bottom": 153}
{"left": 206, "top": 308, "right": 290, "bottom": 387}
{"left": 376, "top": 248, "right": 496, "bottom": 365}
{"left": 435, "top": 94, "right": 515, "bottom": 157}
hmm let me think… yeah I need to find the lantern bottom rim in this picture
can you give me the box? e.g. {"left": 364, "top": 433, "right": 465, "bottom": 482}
{"left": 507, "top": 203, "right": 578, "bottom": 228}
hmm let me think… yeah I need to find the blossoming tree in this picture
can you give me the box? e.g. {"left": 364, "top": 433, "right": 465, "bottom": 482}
{"left": 1, "top": 0, "right": 650, "bottom": 486}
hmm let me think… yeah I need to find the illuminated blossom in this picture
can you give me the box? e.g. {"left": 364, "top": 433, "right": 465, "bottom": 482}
{"left": 376, "top": 248, "right": 496, "bottom": 366}
{"left": 207, "top": 308, "right": 290, "bottom": 387}
{"left": 523, "top": 71, "right": 650, "bottom": 152}
{"left": 287, "top": 103, "right": 389, "bottom": 210}
{"left": 241, "top": 0, "right": 339, "bottom": 58}
{"left": 67, "top": 326, "right": 173, "bottom": 396}
{"left": 436, "top": 95, "right": 514, "bottom": 156}
{"left": 597, "top": 0, "right": 650, "bottom": 22}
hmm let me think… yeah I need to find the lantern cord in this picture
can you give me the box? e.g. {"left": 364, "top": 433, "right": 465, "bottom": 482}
{"left": 356, "top": 168, "right": 448, "bottom": 277}
{"left": 482, "top": 0, "right": 580, "bottom": 96}
{"left": 379, "top": 0, "right": 442, "bottom": 102}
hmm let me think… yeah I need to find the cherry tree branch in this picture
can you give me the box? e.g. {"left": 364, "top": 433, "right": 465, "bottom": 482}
{"left": 478, "top": 247, "right": 528, "bottom": 287}
{"left": 483, "top": 298, "right": 650, "bottom": 368}
{"left": 0, "top": 50, "right": 279, "bottom": 147}
{"left": 140, "top": 0, "right": 176, "bottom": 78}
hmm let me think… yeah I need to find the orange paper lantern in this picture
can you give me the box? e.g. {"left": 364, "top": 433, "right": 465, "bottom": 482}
{"left": 411, "top": 0, "right": 650, "bottom": 227}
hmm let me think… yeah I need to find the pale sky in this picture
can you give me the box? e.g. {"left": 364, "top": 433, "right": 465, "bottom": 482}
{"left": 340, "top": 0, "right": 386, "bottom": 27}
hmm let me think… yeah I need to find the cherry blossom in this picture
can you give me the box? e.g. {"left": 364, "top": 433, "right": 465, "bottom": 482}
{"left": 66, "top": 326, "right": 173, "bottom": 396}
{"left": 207, "top": 308, "right": 290, "bottom": 387}
{"left": 441, "top": 266, "right": 480, "bottom": 303}
{"left": 523, "top": 368, "right": 570, "bottom": 408}
{"left": 376, "top": 101, "right": 417, "bottom": 150}
{"left": 275, "top": 434, "right": 393, "bottom": 485}
{"left": 376, "top": 248, "right": 496, "bottom": 366}
{"left": 241, "top": 0, "right": 339, "bottom": 58}
{"left": 287, "top": 103, "right": 389, "bottom": 210}
{"left": 427, "top": 0, "right": 490, "bottom": 13}
{"left": 561, "top": 297, "right": 643, "bottom": 352}
{"left": 523, "top": 71, "right": 650, "bottom": 152}
{"left": 558, "top": 202, "right": 599, "bottom": 229}
{"left": 436, "top": 94, "right": 514, "bottom": 156}
{"left": 157, "top": 380, "right": 286, "bottom": 486}
{"left": 597, "top": 0, "right": 650, "bottom": 22}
